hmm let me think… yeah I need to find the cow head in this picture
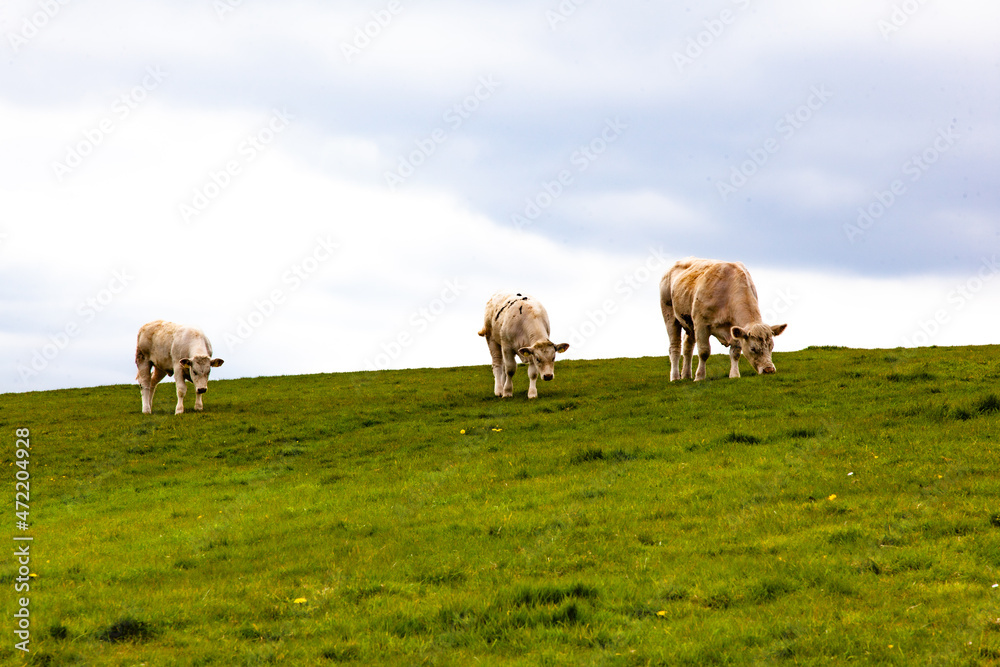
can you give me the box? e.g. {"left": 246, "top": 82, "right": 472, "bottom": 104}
{"left": 731, "top": 323, "right": 786, "bottom": 375}
{"left": 517, "top": 341, "right": 570, "bottom": 381}
{"left": 180, "top": 356, "right": 224, "bottom": 394}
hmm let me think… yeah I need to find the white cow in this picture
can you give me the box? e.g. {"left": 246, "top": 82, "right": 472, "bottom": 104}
{"left": 478, "top": 292, "right": 569, "bottom": 399}
{"left": 659, "top": 258, "right": 787, "bottom": 381}
{"left": 135, "top": 320, "right": 224, "bottom": 414}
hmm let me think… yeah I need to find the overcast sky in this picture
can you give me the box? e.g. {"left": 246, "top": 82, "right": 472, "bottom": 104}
{"left": 1, "top": 0, "right": 998, "bottom": 395}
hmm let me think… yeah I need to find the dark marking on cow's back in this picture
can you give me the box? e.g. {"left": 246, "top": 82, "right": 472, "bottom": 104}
{"left": 496, "top": 298, "right": 519, "bottom": 321}
{"left": 519, "top": 305, "right": 523, "bottom": 314}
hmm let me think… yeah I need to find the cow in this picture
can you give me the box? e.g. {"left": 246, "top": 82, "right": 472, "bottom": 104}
{"left": 135, "top": 320, "right": 224, "bottom": 414}
{"left": 659, "top": 258, "right": 786, "bottom": 381}
{"left": 478, "top": 292, "right": 569, "bottom": 399}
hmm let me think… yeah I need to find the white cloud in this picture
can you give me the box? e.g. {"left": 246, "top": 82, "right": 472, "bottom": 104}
{"left": 563, "top": 189, "right": 707, "bottom": 230}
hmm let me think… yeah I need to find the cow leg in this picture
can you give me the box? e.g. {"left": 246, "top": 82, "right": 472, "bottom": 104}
{"left": 661, "top": 297, "right": 683, "bottom": 381}
{"left": 729, "top": 342, "right": 742, "bottom": 378}
{"left": 666, "top": 318, "right": 683, "bottom": 381}
{"left": 527, "top": 361, "right": 539, "bottom": 399}
{"left": 146, "top": 366, "right": 168, "bottom": 413}
{"left": 137, "top": 357, "right": 154, "bottom": 414}
{"left": 501, "top": 348, "right": 517, "bottom": 398}
{"left": 694, "top": 325, "right": 712, "bottom": 381}
{"left": 681, "top": 332, "right": 695, "bottom": 380}
{"left": 488, "top": 339, "right": 505, "bottom": 397}
{"left": 174, "top": 367, "right": 187, "bottom": 414}
{"left": 194, "top": 390, "right": 205, "bottom": 412}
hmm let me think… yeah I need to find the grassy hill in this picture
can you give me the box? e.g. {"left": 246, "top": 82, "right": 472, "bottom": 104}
{"left": 2, "top": 346, "right": 1000, "bottom": 665}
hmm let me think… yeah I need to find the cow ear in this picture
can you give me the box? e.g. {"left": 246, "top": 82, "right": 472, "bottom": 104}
{"left": 517, "top": 347, "right": 533, "bottom": 359}
{"left": 731, "top": 327, "right": 746, "bottom": 340}
{"left": 179, "top": 358, "right": 192, "bottom": 368}
{"left": 770, "top": 324, "right": 787, "bottom": 336}
{"left": 211, "top": 358, "right": 224, "bottom": 367}
{"left": 554, "top": 343, "right": 569, "bottom": 353}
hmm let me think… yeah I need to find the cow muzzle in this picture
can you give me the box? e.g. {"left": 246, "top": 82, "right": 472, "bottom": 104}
{"left": 197, "top": 387, "right": 208, "bottom": 394}
{"left": 542, "top": 374, "right": 554, "bottom": 381}
{"left": 761, "top": 366, "right": 776, "bottom": 375}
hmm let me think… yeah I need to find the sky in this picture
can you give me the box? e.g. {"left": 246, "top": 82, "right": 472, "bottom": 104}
{"left": 1, "top": 0, "right": 999, "bottom": 395}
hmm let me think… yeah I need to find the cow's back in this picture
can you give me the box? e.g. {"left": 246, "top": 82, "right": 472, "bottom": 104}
{"left": 137, "top": 320, "right": 171, "bottom": 358}
{"left": 481, "top": 292, "right": 550, "bottom": 346}
{"left": 663, "top": 258, "right": 759, "bottom": 324}
{"left": 136, "top": 320, "right": 204, "bottom": 369}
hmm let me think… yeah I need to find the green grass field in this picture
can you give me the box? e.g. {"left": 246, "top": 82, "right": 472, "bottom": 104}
{"left": 2, "top": 346, "right": 1000, "bottom": 665}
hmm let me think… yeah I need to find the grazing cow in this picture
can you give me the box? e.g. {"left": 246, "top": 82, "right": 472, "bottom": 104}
{"left": 659, "top": 258, "right": 786, "bottom": 381}
{"left": 135, "top": 320, "right": 224, "bottom": 414}
{"left": 478, "top": 292, "right": 569, "bottom": 398}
